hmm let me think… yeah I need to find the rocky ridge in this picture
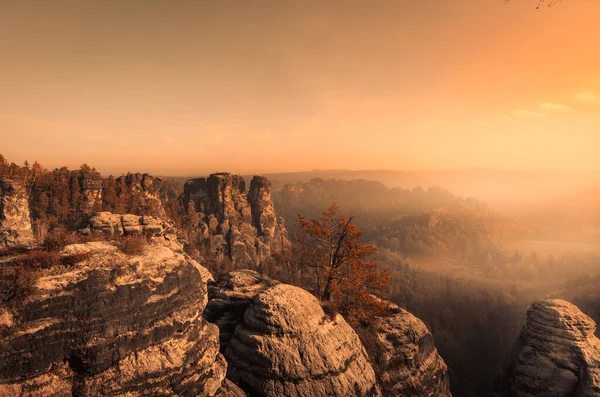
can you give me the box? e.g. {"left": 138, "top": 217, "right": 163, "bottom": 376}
{"left": 0, "top": 178, "right": 34, "bottom": 248}
{"left": 493, "top": 299, "right": 600, "bottom": 397}
{"left": 180, "top": 173, "right": 290, "bottom": 267}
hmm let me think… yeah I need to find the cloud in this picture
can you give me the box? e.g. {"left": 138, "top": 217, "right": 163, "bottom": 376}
{"left": 540, "top": 102, "right": 570, "bottom": 112}
{"left": 573, "top": 91, "right": 599, "bottom": 104}
{"left": 513, "top": 109, "right": 546, "bottom": 118}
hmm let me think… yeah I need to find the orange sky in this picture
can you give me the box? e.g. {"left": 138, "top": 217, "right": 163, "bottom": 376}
{"left": 1, "top": 0, "right": 599, "bottom": 175}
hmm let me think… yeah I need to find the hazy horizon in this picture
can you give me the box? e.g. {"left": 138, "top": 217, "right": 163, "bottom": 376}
{"left": 2, "top": 1, "right": 600, "bottom": 175}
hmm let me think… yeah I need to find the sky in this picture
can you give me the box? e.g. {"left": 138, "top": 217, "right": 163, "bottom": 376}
{"left": 1, "top": 0, "right": 600, "bottom": 176}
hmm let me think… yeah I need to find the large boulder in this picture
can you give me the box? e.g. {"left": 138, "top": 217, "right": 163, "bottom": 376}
{"left": 492, "top": 299, "right": 600, "bottom": 397}
{"left": 0, "top": 178, "right": 34, "bottom": 248}
{"left": 0, "top": 241, "right": 241, "bottom": 396}
{"left": 359, "top": 300, "right": 451, "bottom": 397}
{"left": 224, "top": 284, "right": 381, "bottom": 397}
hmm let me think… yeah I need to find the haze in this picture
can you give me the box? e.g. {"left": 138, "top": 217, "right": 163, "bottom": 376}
{"left": 1, "top": 0, "right": 600, "bottom": 175}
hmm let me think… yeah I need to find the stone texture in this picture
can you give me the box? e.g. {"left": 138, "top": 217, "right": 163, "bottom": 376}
{"left": 116, "top": 173, "right": 166, "bottom": 217}
{"left": 493, "top": 299, "right": 600, "bottom": 397}
{"left": 204, "top": 269, "right": 279, "bottom": 352}
{"left": 224, "top": 283, "right": 381, "bottom": 397}
{"left": 0, "top": 240, "right": 240, "bottom": 396}
{"left": 361, "top": 300, "right": 451, "bottom": 397}
{"left": 179, "top": 173, "right": 290, "bottom": 267}
{"left": 0, "top": 178, "right": 35, "bottom": 248}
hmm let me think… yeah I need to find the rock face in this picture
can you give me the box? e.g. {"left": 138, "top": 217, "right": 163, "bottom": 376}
{"left": 493, "top": 299, "right": 600, "bottom": 397}
{"left": 116, "top": 173, "right": 166, "bottom": 217}
{"left": 224, "top": 283, "right": 381, "bottom": 397}
{"left": 204, "top": 269, "right": 279, "bottom": 352}
{"left": 361, "top": 300, "right": 451, "bottom": 397}
{"left": 0, "top": 240, "right": 243, "bottom": 396}
{"left": 180, "top": 173, "right": 289, "bottom": 267}
{"left": 0, "top": 178, "right": 34, "bottom": 248}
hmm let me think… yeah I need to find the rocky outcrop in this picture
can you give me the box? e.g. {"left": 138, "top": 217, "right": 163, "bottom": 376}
{"left": 116, "top": 173, "right": 166, "bottom": 217}
{"left": 207, "top": 271, "right": 450, "bottom": 397}
{"left": 180, "top": 173, "right": 289, "bottom": 267}
{"left": 360, "top": 300, "right": 451, "bottom": 397}
{"left": 224, "top": 283, "right": 380, "bottom": 397}
{"left": 84, "top": 211, "right": 175, "bottom": 239}
{"left": 204, "top": 269, "right": 279, "bottom": 352}
{"left": 0, "top": 178, "right": 34, "bottom": 248}
{"left": 493, "top": 299, "right": 600, "bottom": 397}
{"left": 0, "top": 240, "right": 242, "bottom": 396}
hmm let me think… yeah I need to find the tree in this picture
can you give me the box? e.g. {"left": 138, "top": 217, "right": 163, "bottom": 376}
{"left": 297, "top": 203, "right": 390, "bottom": 324}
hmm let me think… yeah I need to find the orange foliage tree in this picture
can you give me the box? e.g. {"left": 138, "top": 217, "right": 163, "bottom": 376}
{"left": 297, "top": 203, "right": 390, "bottom": 324}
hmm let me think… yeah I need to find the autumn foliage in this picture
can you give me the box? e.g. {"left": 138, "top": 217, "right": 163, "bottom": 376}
{"left": 297, "top": 203, "right": 390, "bottom": 325}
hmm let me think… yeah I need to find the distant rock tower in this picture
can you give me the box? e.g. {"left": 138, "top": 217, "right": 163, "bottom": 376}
{"left": 180, "top": 173, "right": 290, "bottom": 266}
{"left": 0, "top": 178, "right": 35, "bottom": 248}
{"left": 70, "top": 169, "right": 103, "bottom": 214}
{"left": 115, "top": 173, "right": 166, "bottom": 217}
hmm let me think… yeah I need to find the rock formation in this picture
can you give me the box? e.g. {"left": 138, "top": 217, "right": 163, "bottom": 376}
{"left": 493, "top": 299, "right": 600, "bottom": 397}
{"left": 360, "top": 300, "right": 451, "bottom": 397}
{"left": 0, "top": 178, "right": 34, "bottom": 248}
{"left": 223, "top": 283, "right": 380, "bottom": 396}
{"left": 180, "top": 173, "right": 289, "bottom": 266}
{"left": 116, "top": 173, "right": 166, "bottom": 217}
{"left": 84, "top": 211, "right": 175, "bottom": 239}
{"left": 206, "top": 271, "right": 452, "bottom": 397}
{"left": 204, "top": 269, "right": 279, "bottom": 352}
{"left": 70, "top": 168, "right": 103, "bottom": 214}
{"left": 0, "top": 239, "right": 244, "bottom": 396}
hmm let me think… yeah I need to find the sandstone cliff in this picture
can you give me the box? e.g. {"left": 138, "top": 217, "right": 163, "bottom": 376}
{"left": 493, "top": 299, "right": 600, "bottom": 397}
{"left": 0, "top": 178, "right": 34, "bottom": 248}
{"left": 180, "top": 173, "right": 289, "bottom": 267}
{"left": 0, "top": 239, "right": 242, "bottom": 396}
